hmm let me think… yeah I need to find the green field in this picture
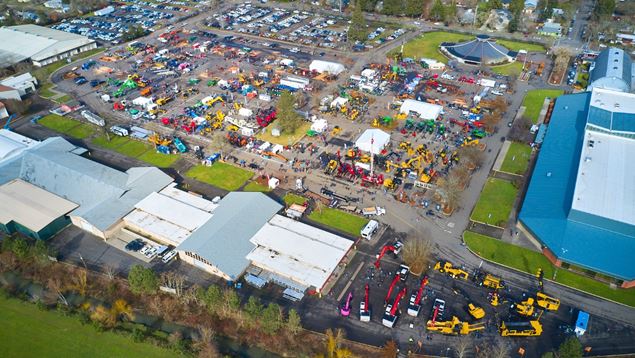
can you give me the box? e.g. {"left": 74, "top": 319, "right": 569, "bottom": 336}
{"left": 38, "top": 114, "right": 96, "bottom": 139}
{"left": 500, "top": 142, "right": 532, "bottom": 175}
{"left": 283, "top": 193, "right": 308, "bottom": 206}
{"left": 471, "top": 178, "right": 518, "bottom": 227}
{"left": 92, "top": 135, "right": 179, "bottom": 168}
{"left": 463, "top": 232, "right": 635, "bottom": 306}
{"left": 242, "top": 181, "right": 271, "bottom": 192}
{"left": 185, "top": 163, "right": 253, "bottom": 191}
{"left": 522, "top": 89, "right": 565, "bottom": 123}
{"left": 495, "top": 39, "right": 545, "bottom": 53}
{"left": 308, "top": 207, "right": 368, "bottom": 237}
{"left": 491, "top": 61, "right": 523, "bottom": 76}
{"left": 389, "top": 31, "right": 471, "bottom": 63}
{"left": 0, "top": 296, "right": 177, "bottom": 358}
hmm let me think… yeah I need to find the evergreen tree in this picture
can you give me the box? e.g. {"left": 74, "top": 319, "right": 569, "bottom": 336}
{"left": 446, "top": 0, "right": 457, "bottom": 22}
{"left": 261, "top": 303, "right": 283, "bottom": 335}
{"left": 557, "top": 337, "right": 583, "bottom": 358}
{"left": 488, "top": 0, "right": 503, "bottom": 10}
{"left": 382, "top": 0, "right": 401, "bottom": 15}
{"left": 595, "top": 0, "right": 615, "bottom": 17}
{"left": 275, "top": 91, "right": 302, "bottom": 133}
{"left": 430, "top": 0, "right": 446, "bottom": 21}
{"left": 348, "top": 2, "right": 368, "bottom": 42}
{"left": 127, "top": 265, "right": 158, "bottom": 295}
{"left": 405, "top": 0, "right": 425, "bottom": 17}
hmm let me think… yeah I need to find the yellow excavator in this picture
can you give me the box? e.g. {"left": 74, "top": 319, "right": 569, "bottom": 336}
{"left": 535, "top": 292, "right": 560, "bottom": 311}
{"left": 427, "top": 316, "right": 485, "bottom": 335}
{"left": 434, "top": 261, "right": 469, "bottom": 280}
{"left": 402, "top": 156, "right": 422, "bottom": 170}
{"left": 514, "top": 297, "right": 535, "bottom": 317}
{"left": 467, "top": 303, "right": 485, "bottom": 320}
{"left": 325, "top": 160, "right": 338, "bottom": 174}
{"left": 385, "top": 160, "right": 402, "bottom": 173}
{"left": 384, "top": 178, "right": 397, "bottom": 190}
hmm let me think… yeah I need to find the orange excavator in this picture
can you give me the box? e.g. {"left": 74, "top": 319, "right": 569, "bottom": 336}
{"left": 359, "top": 284, "right": 371, "bottom": 322}
{"left": 407, "top": 276, "right": 429, "bottom": 317}
{"left": 382, "top": 287, "right": 407, "bottom": 328}
{"left": 374, "top": 241, "right": 402, "bottom": 269}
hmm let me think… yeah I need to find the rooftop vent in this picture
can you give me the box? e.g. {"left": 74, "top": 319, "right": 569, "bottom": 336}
{"left": 585, "top": 157, "right": 592, "bottom": 162}
{"left": 546, "top": 172, "right": 552, "bottom": 177}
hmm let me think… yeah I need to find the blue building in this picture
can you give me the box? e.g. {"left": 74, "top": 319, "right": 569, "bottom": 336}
{"left": 519, "top": 88, "right": 635, "bottom": 288}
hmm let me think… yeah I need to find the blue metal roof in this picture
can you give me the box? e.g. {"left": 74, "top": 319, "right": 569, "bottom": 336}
{"left": 588, "top": 48, "right": 633, "bottom": 93}
{"left": 519, "top": 92, "right": 635, "bottom": 281}
{"left": 177, "top": 192, "right": 283, "bottom": 280}
{"left": 0, "top": 137, "right": 173, "bottom": 231}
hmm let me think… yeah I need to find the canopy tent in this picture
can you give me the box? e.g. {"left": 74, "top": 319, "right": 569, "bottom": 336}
{"left": 309, "top": 60, "right": 345, "bottom": 75}
{"left": 400, "top": 99, "right": 443, "bottom": 120}
{"left": 355, "top": 129, "right": 390, "bottom": 155}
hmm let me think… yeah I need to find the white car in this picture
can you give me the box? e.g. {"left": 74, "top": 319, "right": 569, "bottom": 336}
{"left": 162, "top": 250, "right": 178, "bottom": 264}
{"left": 289, "top": 47, "right": 300, "bottom": 53}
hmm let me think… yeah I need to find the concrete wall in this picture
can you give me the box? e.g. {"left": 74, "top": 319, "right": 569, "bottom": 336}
{"left": 32, "top": 42, "right": 97, "bottom": 67}
{"left": 70, "top": 216, "right": 106, "bottom": 239}
{"left": 178, "top": 251, "right": 232, "bottom": 281}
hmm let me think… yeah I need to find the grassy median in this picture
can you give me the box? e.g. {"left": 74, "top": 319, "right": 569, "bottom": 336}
{"left": 38, "top": 114, "right": 96, "bottom": 139}
{"left": 464, "top": 232, "right": 635, "bottom": 307}
{"left": 92, "top": 135, "right": 179, "bottom": 168}
{"left": 185, "top": 163, "right": 253, "bottom": 191}
{"left": 500, "top": 142, "right": 532, "bottom": 175}
{"left": 471, "top": 178, "right": 518, "bottom": 227}
{"left": 308, "top": 207, "right": 368, "bottom": 237}
{"left": 522, "top": 89, "right": 565, "bottom": 123}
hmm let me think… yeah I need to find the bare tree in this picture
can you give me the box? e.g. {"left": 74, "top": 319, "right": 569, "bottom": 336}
{"left": 381, "top": 340, "right": 399, "bottom": 358}
{"left": 161, "top": 271, "right": 185, "bottom": 296}
{"left": 194, "top": 326, "right": 220, "bottom": 358}
{"left": 208, "top": 131, "right": 232, "bottom": 160}
{"left": 47, "top": 277, "right": 69, "bottom": 306}
{"left": 436, "top": 169, "right": 464, "bottom": 214}
{"left": 508, "top": 116, "right": 533, "bottom": 143}
{"left": 489, "top": 337, "right": 510, "bottom": 358}
{"left": 454, "top": 335, "right": 474, "bottom": 358}
{"left": 458, "top": 146, "right": 484, "bottom": 169}
{"left": 552, "top": 46, "right": 573, "bottom": 73}
{"left": 104, "top": 266, "right": 117, "bottom": 280}
{"left": 402, "top": 234, "right": 433, "bottom": 275}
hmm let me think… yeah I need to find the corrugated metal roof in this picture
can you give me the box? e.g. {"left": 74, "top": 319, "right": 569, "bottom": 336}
{"left": 519, "top": 92, "right": 635, "bottom": 280}
{"left": 177, "top": 192, "right": 282, "bottom": 280}
{"left": 0, "top": 25, "right": 95, "bottom": 64}
{"left": 588, "top": 48, "right": 633, "bottom": 93}
{"left": 0, "top": 179, "right": 78, "bottom": 231}
{"left": 0, "top": 136, "right": 173, "bottom": 232}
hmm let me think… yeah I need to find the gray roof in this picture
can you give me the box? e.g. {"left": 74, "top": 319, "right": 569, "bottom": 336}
{"left": 441, "top": 35, "right": 516, "bottom": 65}
{"left": 0, "top": 136, "right": 173, "bottom": 231}
{"left": 177, "top": 192, "right": 283, "bottom": 280}
{"left": 588, "top": 47, "right": 634, "bottom": 93}
{"left": 0, "top": 25, "right": 95, "bottom": 64}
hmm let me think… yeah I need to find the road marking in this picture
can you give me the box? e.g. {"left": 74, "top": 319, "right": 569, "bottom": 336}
{"left": 337, "top": 261, "right": 365, "bottom": 302}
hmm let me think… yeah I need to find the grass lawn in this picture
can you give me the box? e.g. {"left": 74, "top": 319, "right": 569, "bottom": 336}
{"left": 495, "top": 39, "right": 545, "bottom": 53}
{"left": 522, "top": 89, "right": 565, "bottom": 124}
{"left": 38, "top": 114, "right": 96, "bottom": 139}
{"left": 185, "top": 163, "right": 253, "bottom": 191}
{"left": 256, "top": 122, "right": 311, "bottom": 146}
{"left": 500, "top": 142, "right": 532, "bottom": 175}
{"left": 242, "top": 181, "right": 271, "bottom": 192}
{"left": 137, "top": 150, "right": 179, "bottom": 168}
{"left": 0, "top": 296, "right": 177, "bottom": 358}
{"left": 471, "top": 178, "right": 517, "bottom": 227}
{"left": 283, "top": 193, "right": 308, "bottom": 206}
{"left": 388, "top": 31, "right": 471, "bottom": 63}
{"left": 92, "top": 135, "right": 178, "bottom": 167}
{"left": 55, "top": 95, "right": 73, "bottom": 103}
{"left": 39, "top": 83, "right": 56, "bottom": 98}
{"left": 308, "top": 207, "right": 368, "bottom": 237}
{"left": 463, "top": 232, "right": 635, "bottom": 307}
{"left": 491, "top": 61, "right": 523, "bottom": 76}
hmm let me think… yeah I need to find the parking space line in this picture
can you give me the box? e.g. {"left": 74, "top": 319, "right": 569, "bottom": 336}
{"left": 336, "top": 261, "right": 365, "bottom": 302}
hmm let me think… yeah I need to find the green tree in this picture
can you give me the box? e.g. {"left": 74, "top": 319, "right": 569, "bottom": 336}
{"left": 405, "top": 0, "right": 424, "bottom": 17}
{"left": 509, "top": 0, "right": 525, "bottom": 14}
{"left": 127, "top": 265, "right": 158, "bottom": 295}
{"left": 276, "top": 91, "right": 303, "bottom": 134}
{"left": 508, "top": 15, "right": 519, "bottom": 32}
{"left": 488, "top": 0, "right": 503, "bottom": 10}
{"left": 261, "top": 303, "right": 283, "bottom": 335}
{"left": 595, "top": 0, "right": 615, "bottom": 17}
{"left": 223, "top": 289, "right": 240, "bottom": 312}
{"left": 200, "top": 285, "right": 223, "bottom": 311}
{"left": 11, "top": 238, "right": 30, "bottom": 260}
{"left": 286, "top": 308, "right": 302, "bottom": 334}
{"left": 430, "top": 0, "right": 446, "bottom": 21}
{"left": 446, "top": 0, "right": 457, "bottom": 22}
{"left": 244, "top": 296, "right": 264, "bottom": 321}
{"left": 557, "top": 337, "right": 583, "bottom": 358}
{"left": 348, "top": 2, "right": 367, "bottom": 42}
{"left": 382, "top": 0, "right": 401, "bottom": 15}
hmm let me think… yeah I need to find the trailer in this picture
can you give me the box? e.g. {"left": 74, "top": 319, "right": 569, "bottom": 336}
{"left": 362, "top": 206, "right": 386, "bottom": 217}
{"left": 81, "top": 110, "right": 105, "bottom": 127}
{"left": 285, "top": 203, "right": 307, "bottom": 219}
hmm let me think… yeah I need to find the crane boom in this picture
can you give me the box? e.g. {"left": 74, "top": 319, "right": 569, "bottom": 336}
{"left": 385, "top": 273, "right": 400, "bottom": 304}
{"left": 389, "top": 287, "right": 407, "bottom": 315}
{"left": 364, "top": 283, "right": 369, "bottom": 312}
{"left": 414, "top": 276, "right": 429, "bottom": 306}
{"left": 374, "top": 245, "right": 396, "bottom": 268}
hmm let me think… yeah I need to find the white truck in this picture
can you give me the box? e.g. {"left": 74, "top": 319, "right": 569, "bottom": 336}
{"left": 362, "top": 206, "right": 386, "bottom": 217}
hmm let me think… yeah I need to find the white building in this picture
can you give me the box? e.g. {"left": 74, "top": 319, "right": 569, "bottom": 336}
{"left": 309, "top": 60, "right": 345, "bottom": 75}
{"left": 400, "top": 99, "right": 443, "bottom": 120}
{"left": 94, "top": 6, "right": 115, "bottom": 16}
{"left": 1, "top": 73, "right": 38, "bottom": 97}
{"left": 420, "top": 58, "right": 446, "bottom": 70}
{"left": 0, "top": 25, "right": 97, "bottom": 67}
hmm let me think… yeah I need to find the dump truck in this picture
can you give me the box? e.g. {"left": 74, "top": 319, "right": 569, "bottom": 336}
{"left": 500, "top": 320, "right": 543, "bottom": 337}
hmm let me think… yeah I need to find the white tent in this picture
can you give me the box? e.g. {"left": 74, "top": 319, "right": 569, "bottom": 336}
{"left": 310, "top": 119, "right": 328, "bottom": 133}
{"left": 309, "top": 60, "right": 345, "bottom": 75}
{"left": 400, "top": 99, "right": 443, "bottom": 120}
{"left": 355, "top": 129, "right": 390, "bottom": 155}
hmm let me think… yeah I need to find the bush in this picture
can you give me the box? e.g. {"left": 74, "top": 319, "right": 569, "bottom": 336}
{"left": 131, "top": 327, "right": 146, "bottom": 343}
{"left": 127, "top": 265, "right": 159, "bottom": 295}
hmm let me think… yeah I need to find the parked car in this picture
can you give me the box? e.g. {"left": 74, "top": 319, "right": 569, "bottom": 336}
{"left": 125, "top": 239, "right": 145, "bottom": 252}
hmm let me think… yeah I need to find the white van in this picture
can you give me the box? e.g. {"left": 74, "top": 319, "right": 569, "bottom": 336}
{"left": 361, "top": 220, "right": 379, "bottom": 240}
{"left": 162, "top": 250, "right": 177, "bottom": 264}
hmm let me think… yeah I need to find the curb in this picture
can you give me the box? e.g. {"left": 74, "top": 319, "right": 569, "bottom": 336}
{"left": 461, "top": 233, "right": 634, "bottom": 309}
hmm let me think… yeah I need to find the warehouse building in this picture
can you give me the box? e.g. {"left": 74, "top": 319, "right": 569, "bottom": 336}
{"left": 587, "top": 47, "right": 635, "bottom": 93}
{"left": 122, "top": 184, "right": 218, "bottom": 247}
{"left": 0, "top": 135, "right": 173, "bottom": 239}
{"left": 0, "top": 129, "right": 39, "bottom": 161}
{"left": 177, "top": 192, "right": 354, "bottom": 296}
{"left": 0, "top": 73, "right": 38, "bottom": 97}
{"left": 519, "top": 87, "right": 635, "bottom": 288}
{"left": 0, "top": 25, "right": 96, "bottom": 67}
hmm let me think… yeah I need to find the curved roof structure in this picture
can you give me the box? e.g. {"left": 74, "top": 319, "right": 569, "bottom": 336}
{"left": 588, "top": 47, "right": 634, "bottom": 93}
{"left": 440, "top": 35, "right": 516, "bottom": 65}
